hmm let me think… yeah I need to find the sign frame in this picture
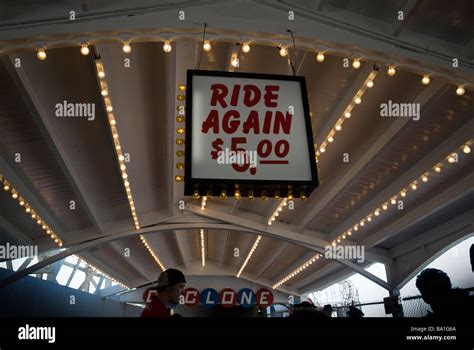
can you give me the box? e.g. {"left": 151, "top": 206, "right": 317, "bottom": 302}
{"left": 184, "top": 69, "right": 318, "bottom": 197}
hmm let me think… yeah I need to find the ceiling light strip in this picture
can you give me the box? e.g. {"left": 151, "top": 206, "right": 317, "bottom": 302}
{"left": 236, "top": 235, "right": 262, "bottom": 278}
{"left": 1, "top": 173, "right": 63, "bottom": 247}
{"left": 317, "top": 70, "right": 378, "bottom": 156}
{"left": 200, "top": 229, "right": 206, "bottom": 267}
{"left": 76, "top": 255, "right": 129, "bottom": 289}
{"left": 273, "top": 253, "right": 322, "bottom": 289}
{"left": 332, "top": 142, "right": 472, "bottom": 246}
{"left": 94, "top": 58, "right": 165, "bottom": 270}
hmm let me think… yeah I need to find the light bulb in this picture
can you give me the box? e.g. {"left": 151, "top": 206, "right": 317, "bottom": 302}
{"left": 344, "top": 112, "right": 351, "bottom": 118}
{"left": 411, "top": 183, "right": 417, "bottom": 190}
{"left": 101, "top": 89, "right": 108, "bottom": 96}
{"left": 12, "top": 193, "right": 18, "bottom": 199}
{"left": 231, "top": 56, "right": 239, "bottom": 68}
{"left": 163, "top": 40, "right": 172, "bottom": 53}
{"left": 320, "top": 147, "right": 326, "bottom": 153}
{"left": 435, "top": 166, "right": 441, "bottom": 173}
{"left": 328, "top": 136, "right": 334, "bottom": 143}
{"left": 279, "top": 46, "right": 288, "bottom": 57}
{"left": 463, "top": 144, "right": 471, "bottom": 154}
{"left": 37, "top": 48, "right": 47, "bottom": 60}
{"left": 335, "top": 125, "right": 342, "bottom": 131}
{"left": 387, "top": 66, "right": 396, "bottom": 76}
{"left": 366, "top": 80, "right": 374, "bottom": 88}
{"left": 122, "top": 41, "right": 132, "bottom": 53}
{"left": 203, "top": 40, "right": 212, "bottom": 52}
{"left": 374, "top": 210, "right": 380, "bottom": 216}
{"left": 352, "top": 58, "right": 361, "bottom": 69}
{"left": 242, "top": 42, "right": 251, "bottom": 53}
{"left": 448, "top": 155, "right": 455, "bottom": 163}
{"left": 391, "top": 198, "right": 397, "bottom": 205}
{"left": 401, "top": 191, "right": 406, "bottom": 197}
{"left": 80, "top": 44, "right": 90, "bottom": 55}
{"left": 19, "top": 200, "right": 25, "bottom": 206}
{"left": 316, "top": 52, "right": 325, "bottom": 62}
{"left": 421, "top": 75, "right": 430, "bottom": 85}
{"left": 382, "top": 204, "right": 388, "bottom": 210}
{"left": 456, "top": 85, "right": 465, "bottom": 96}
{"left": 355, "top": 97, "right": 362, "bottom": 104}
{"left": 98, "top": 71, "right": 105, "bottom": 78}
{"left": 422, "top": 175, "right": 428, "bottom": 182}
{"left": 3, "top": 185, "right": 9, "bottom": 191}
{"left": 106, "top": 105, "right": 113, "bottom": 112}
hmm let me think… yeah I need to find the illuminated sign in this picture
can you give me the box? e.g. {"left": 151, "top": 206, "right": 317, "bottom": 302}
{"left": 185, "top": 70, "right": 318, "bottom": 198}
{"left": 179, "top": 288, "right": 273, "bottom": 308}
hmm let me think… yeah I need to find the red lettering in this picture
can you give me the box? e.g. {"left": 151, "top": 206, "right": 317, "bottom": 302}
{"left": 275, "top": 140, "right": 289, "bottom": 158}
{"left": 262, "top": 111, "right": 273, "bottom": 134}
{"left": 273, "top": 111, "right": 292, "bottom": 134}
{"left": 242, "top": 110, "right": 260, "bottom": 134}
{"left": 222, "top": 110, "right": 240, "bottom": 134}
{"left": 243, "top": 85, "right": 261, "bottom": 107}
{"left": 230, "top": 84, "right": 241, "bottom": 106}
{"left": 210, "top": 84, "right": 228, "bottom": 108}
{"left": 202, "top": 110, "right": 219, "bottom": 133}
{"left": 264, "top": 85, "right": 280, "bottom": 107}
{"left": 257, "top": 139, "right": 272, "bottom": 158}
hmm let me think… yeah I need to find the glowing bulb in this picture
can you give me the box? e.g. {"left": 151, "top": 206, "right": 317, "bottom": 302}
{"left": 456, "top": 85, "right": 465, "bottom": 96}
{"left": 448, "top": 155, "right": 455, "bottom": 163}
{"left": 106, "top": 105, "right": 113, "bottom": 112}
{"left": 234, "top": 190, "right": 241, "bottom": 200}
{"left": 354, "top": 97, "right": 362, "bottom": 104}
{"left": 382, "top": 204, "right": 388, "bottom": 210}
{"left": 422, "top": 175, "right": 428, "bottom": 182}
{"left": 122, "top": 41, "right": 132, "bottom": 53}
{"left": 391, "top": 198, "right": 396, "bottom": 205}
{"left": 316, "top": 52, "right": 325, "bottom": 62}
{"left": 19, "top": 200, "right": 25, "bottom": 206}
{"left": 12, "top": 193, "right": 18, "bottom": 199}
{"left": 435, "top": 166, "right": 441, "bottom": 173}
{"left": 335, "top": 125, "right": 342, "bottom": 131}
{"left": 320, "top": 147, "right": 326, "bottom": 153}
{"left": 279, "top": 46, "right": 288, "bottom": 57}
{"left": 401, "top": 191, "right": 406, "bottom": 197}
{"left": 344, "top": 112, "right": 351, "bottom": 118}
{"left": 98, "top": 71, "right": 105, "bottom": 78}
{"left": 3, "top": 184, "right": 9, "bottom": 191}
{"left": 231, "top": 56, "right": 239, "bottom": 68}
{"left": 101, "top": 89, "right": 108, "bottom": 96}
{"left": 37, "top": 48, "right": 47, "bottom": 60}
{"left": 387, "top": 66, "right": 396, "bottom": 76}
{"left": 242, "top": 42, "right": 251, "bottom": 53}
{"left": 80, "top": 44, "right": 90, "bottom": 55}
{"left": 366, "top": 80, "right": 374, "bottom": 88}
{"left": 163, "top": 40, "right": 172, "bottom": 53}
{"left": 374, "top": 210, "right": 380, "bottom": 216}
{"left": 421, "top": 75, "right": 430, "bottom": 85}
{"left": 328, "top": 136, "right": 334, "bottom": 143}
{"left": 352, "top": 58, "right": 361, "bottom": 69}
{"left": 463, "top": 145, "right": 471, "bottom": 154}
{"left": 203, "top": 40, "right": 212, "bottom": 52}
{"left": 367, "top": 216, "right": 372, "bottom": 222}
{"left": 411, "top": 183, "right": 417, "bottom": 190}
{"left": 25, "top": 207, "right": 31, "bottom": 213}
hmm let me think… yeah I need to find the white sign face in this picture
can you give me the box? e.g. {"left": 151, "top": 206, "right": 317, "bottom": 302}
{"left": 190, "top": 74, "right": 313, "bottom": 181}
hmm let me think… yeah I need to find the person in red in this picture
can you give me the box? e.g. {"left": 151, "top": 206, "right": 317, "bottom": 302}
{"left": 141, "top": 268, "right": 186, "bottom": 317}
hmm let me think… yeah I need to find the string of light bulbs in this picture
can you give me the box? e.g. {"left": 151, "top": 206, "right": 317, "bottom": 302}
{"left": 94, "top": 58, "right": 166, "bottom": 271}
{"left": 1, "top": 173, "right": 63, "bottom": 247}
{"left": 331, "top": 142, "right": 472, "bottom": 246}
{"left": 273, "top": 253, "right": 322, "bottom": 289}
{"left": 267, "top": 198, "right": 288, "bottom": 225}
{"left": 316, "top": 69, "right": 378, "bottom": 157}
{"left": 236, "top": 235, "right": 262, "bottom": 278}
{"left": 200, "top": 228, "right": 206, "bottom": 267}
{"left": 21, "top": 30, "right": 469, "bottom": 95}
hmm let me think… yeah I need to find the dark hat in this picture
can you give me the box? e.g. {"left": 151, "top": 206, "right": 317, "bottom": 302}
{"left": 157, "top": 268, "right": 186, "bottom": 289}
